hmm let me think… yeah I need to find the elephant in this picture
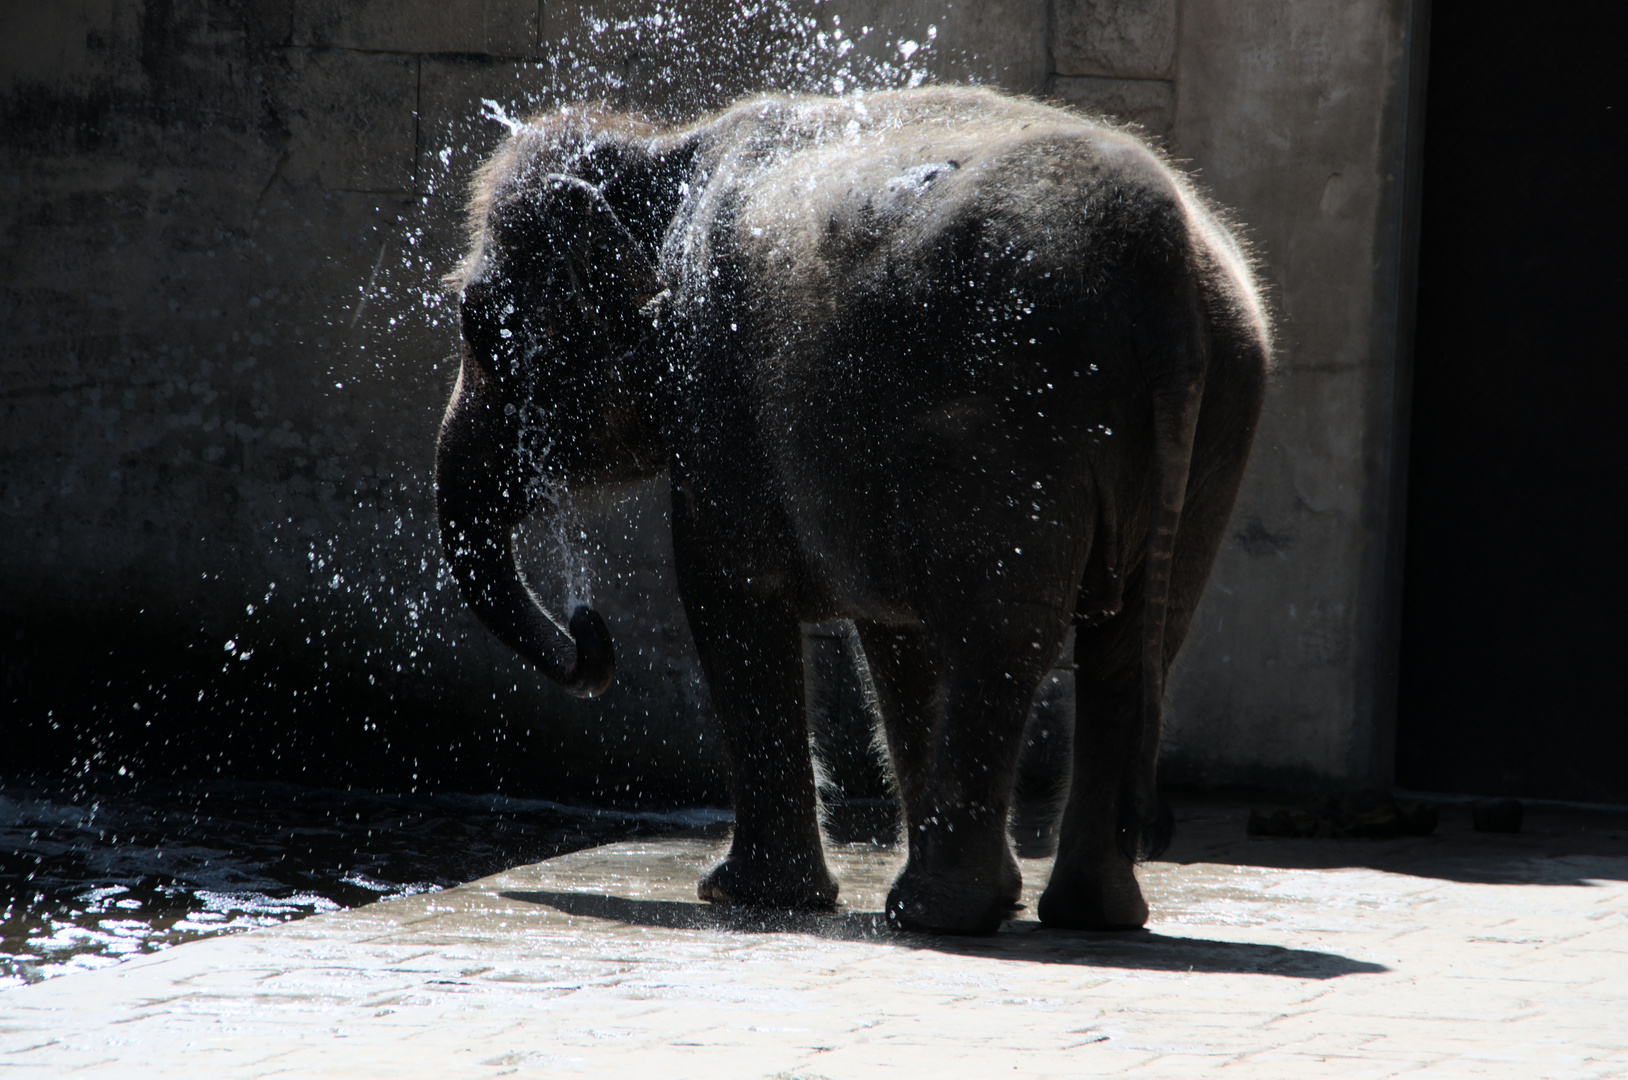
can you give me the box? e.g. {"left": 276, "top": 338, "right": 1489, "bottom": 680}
{"left": 434, "top": 86, "right": 1270, "bottom": 935}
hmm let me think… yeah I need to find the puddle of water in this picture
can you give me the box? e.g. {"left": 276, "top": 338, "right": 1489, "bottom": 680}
{"left": 0, "top": 774, "right": 729, "bottom": 989}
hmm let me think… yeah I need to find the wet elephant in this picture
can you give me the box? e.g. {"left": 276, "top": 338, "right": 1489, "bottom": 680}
{"left": 433, "top": 87, "right": 1270, "bottom": 934}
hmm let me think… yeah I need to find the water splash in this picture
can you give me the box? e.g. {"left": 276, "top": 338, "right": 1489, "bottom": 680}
{"left": 0, "top": 778, "right": 729, "bottom": 988}
{"left": 479, "top": 98, "right": 524, "bottom": 134}
{"left": 34, "top": 1, "right": 975, "bottom": 805}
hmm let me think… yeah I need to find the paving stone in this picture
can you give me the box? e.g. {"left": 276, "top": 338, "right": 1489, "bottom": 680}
{"left": 1, "top": 803, "right": 1626, "bottom": 1076}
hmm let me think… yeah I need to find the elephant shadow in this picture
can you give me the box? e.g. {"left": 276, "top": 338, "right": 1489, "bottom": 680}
{"left": 497, "top": 889, "right": 1385, "bottom": 980}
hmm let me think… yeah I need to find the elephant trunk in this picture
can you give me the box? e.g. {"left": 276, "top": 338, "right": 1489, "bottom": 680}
{"left": 434, "top": 361, "right": 615, "bottom": 698}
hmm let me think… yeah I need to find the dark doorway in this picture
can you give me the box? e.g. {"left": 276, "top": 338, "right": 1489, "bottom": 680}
{"left": 1397, "top": 1, "right": 1626, "bottom": 801}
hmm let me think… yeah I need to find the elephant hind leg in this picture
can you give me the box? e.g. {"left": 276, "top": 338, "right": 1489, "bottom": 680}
{"left": 1038, "top": 617, "right": 1154, "bottom": 930}
{"left": 850, "top": 621, "right": 941, "bottom": 830}
{"left": 877, "top": 609, "right": 1069, "bottom": 935}
{"left": 852, "top": 621, "right": 1028, "bottom": 918}
{"left": 1040, "top": 344, "right": 1261, "bottom": 930}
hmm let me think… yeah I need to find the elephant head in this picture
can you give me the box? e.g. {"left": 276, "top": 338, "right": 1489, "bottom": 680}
{"left": 435, "top": 164, "right": 666, "bottom": 698}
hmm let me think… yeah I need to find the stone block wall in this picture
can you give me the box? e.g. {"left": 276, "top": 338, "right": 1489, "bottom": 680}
{"left": 0, "top": 0, "right": 1423, "bottom": 802}
{"left": 1052, "top": 0, "right": 1176, "bottom": 136}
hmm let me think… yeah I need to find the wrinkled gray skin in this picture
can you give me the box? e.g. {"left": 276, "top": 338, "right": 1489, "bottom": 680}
{"left": 435, "top": 87, "right": 1269, "bottom": 934}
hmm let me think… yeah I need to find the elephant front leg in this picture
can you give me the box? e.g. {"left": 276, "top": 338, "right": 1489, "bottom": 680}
{"left": 688, "top": 593, "right": 837, "bottom": 911}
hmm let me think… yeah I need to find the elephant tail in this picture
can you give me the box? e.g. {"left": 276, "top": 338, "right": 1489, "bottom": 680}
{"left": 1120, "top": 290, "right": 1209, "bottom": 864}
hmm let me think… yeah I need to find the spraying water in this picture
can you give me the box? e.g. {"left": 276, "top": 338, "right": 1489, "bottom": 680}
{"left": 6, "top": 1, "right": 991, "bottom": 973}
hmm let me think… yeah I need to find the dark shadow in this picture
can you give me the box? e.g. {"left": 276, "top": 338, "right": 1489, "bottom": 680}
{"left": 498, "top": 889, "right": 1385, "bottom": 979}
{"left": 1160, "top": 798, "right": 1628, "bottom": 887}
{"left": 833, "top": 796, "right": 1628, "bottom": 888}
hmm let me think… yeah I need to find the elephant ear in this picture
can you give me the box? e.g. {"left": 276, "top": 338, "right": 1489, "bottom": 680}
{"left": 462, "top": 174, "right": 662, "bottom": 369}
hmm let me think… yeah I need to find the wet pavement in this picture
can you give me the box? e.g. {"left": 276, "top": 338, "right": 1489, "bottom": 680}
{"left": 0, "top": 776, "right": 722, "bottom": 989}
{"left": 2, "top": 798, "right": 1626, "bottom": 1077}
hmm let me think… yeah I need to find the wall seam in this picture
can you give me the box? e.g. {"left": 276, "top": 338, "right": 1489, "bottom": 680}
{"left": 1169, "top": 0, "right": 1184, "bottom": 137}
{"left": 411, "top": 54, "right": 422, "bottom": 196}
{"left": 1043, "top": 0, "right": 1057, "bottom": 94}
{"left": 1051, "top": 73, "right": 1175, "bottom": 83}
{"left": 1357, "top": 0, "right": 1433, "bottom": 788}
{"left": 1371, "top": 0, "right": 1433, "bottom": 790}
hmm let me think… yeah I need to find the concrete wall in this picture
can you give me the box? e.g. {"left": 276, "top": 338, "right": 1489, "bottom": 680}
{"left": 0, "top": 0, "right": 1423, "bottom": 801}
{"left": 1156, "top": 0, "right": 1424, "bottom": 791}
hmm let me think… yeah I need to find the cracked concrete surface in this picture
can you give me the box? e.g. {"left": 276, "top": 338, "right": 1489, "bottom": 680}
{"left": 2, "top": 800, "right": 1625, "bottom": 1078}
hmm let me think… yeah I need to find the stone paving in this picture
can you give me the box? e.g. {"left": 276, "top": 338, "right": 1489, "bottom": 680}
{"left": 2, "top": 799, "right": 1626, "bottom": 1078}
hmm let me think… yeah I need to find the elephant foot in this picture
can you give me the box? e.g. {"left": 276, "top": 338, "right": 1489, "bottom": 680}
{"left": 1036, "top": 853, "right": 1149, "bottom": 930}
{"left": 698, "top": 855, "right": 838, "bottom": 911}
{"left": 886, "top": 854, "right": 1022, "bottom": 936}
